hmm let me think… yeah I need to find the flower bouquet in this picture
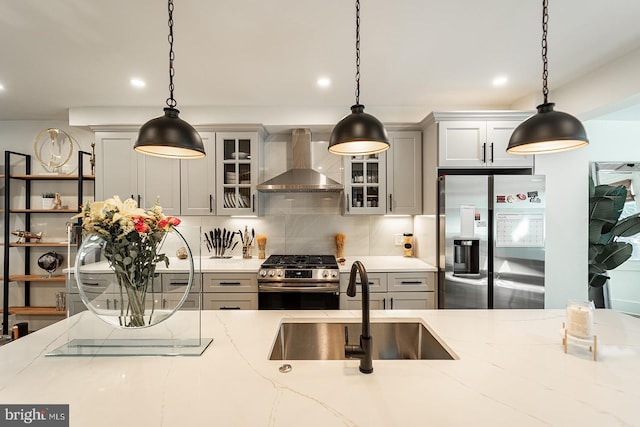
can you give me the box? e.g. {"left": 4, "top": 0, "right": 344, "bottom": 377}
{"left": 73, "top": 196, "right": 181, "bottom": 327}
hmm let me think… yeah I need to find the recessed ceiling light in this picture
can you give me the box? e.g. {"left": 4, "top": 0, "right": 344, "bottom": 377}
{"left": 493, "top": 76, "right": 508, "bottom": 87}
{"left": 317, "top": 77, "right": 331, "bottom": 88}
{"left": 0, "top": 83, "right": 5, "bottom": 91}
{"left": 130, "top": 78, "right": 146, "bottom": 88}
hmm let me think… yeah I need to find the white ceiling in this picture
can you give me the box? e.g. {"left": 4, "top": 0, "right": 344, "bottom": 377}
{"left": 2, "top": 0, "right": 640, "bottom": 124}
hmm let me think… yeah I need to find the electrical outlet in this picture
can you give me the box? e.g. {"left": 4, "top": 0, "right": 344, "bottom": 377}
{"left": 394, "top": 234, "right": 404, "bottom": 246}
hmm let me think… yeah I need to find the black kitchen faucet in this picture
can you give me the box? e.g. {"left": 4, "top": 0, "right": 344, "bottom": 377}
{"left": 344, "top": 261, "right": 373, "bottom": 374}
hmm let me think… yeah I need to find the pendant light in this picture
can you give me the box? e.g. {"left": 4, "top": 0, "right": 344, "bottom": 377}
{"left": 328, "top": 0, "right": 389, "bottom": 156}
{"left": 134, "top": 0, "right": 205, "bottom": 159}
{"left": 506, "top": 0, "right": 588, "bottom": 155}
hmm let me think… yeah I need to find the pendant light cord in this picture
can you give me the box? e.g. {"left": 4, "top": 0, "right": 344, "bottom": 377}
{"left": 541, "top": 0, "right": 549, "bottom": 104}
{"left": 354, "top": 0, "right": 361, "bottom": 105}
{"left": 166, "top": 0, "right": 177, "bottom": 109}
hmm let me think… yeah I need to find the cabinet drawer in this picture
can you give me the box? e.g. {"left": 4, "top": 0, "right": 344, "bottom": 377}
{"left": 203, "top": 293, "right": 258, "bottom": 310}
{"left": 388, "top": 291, "right": 436, "bottom": 309}
{"left": 69, "top": 272, "right": 162, "bottom": 293}
{"left": 340, "top": 292, "right": 386, "bottom": 310}
{"left": 202, "top": 273, "right": 258, "bottom": 292}
{"left": 162, "top": 293, "right": 201, "bottom": 310}
{"left": 339, "top": 272, "right": 387, "bottom": 293}
{"left": 387, "top": 272, "right": 435, "bottom": 292}
{"left": 162, "top": 273, "right": 202, "bottom": 292}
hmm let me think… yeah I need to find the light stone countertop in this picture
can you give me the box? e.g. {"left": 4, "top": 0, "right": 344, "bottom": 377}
{"left": 0, "top": 309, "right": 638, "bottom": 426}
{"left": 68, "top": 256, "right": 436, "bottom": 274}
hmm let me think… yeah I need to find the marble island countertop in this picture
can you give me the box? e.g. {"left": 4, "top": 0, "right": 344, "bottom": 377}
{"left": 1, "top": 309, "right": 639, "bottom": 426}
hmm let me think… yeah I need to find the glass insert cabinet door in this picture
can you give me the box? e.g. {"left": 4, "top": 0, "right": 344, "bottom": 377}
{"left": 216, "top": 132, "right": 258, "bottom": 214}
{"left": 343, "top": 153, "right": 386, "bottom": 215}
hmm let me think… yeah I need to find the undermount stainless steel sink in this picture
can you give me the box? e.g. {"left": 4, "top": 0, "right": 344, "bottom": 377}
{"left": 269, "top": 321, "right": 456, "bottom": 360}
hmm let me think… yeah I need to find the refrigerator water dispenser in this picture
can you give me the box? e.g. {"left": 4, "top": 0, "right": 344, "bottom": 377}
{"left": 453, "top": 239, "right": 479, "bottom": 276}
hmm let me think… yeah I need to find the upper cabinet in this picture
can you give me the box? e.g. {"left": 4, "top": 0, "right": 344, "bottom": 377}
{"left": 343, "top": 130, "right": 422, "bottom": 215}
{"left": 435, "top": 113, "right": 534, "bottom": 169}
{"left": 343, "top": 152, "right": 387, "bottom": 215}
{"left": 386, "top": 131, "right": 422, "bottom": 215}
{"left": 180, "top": 132, "right": 216, "bottom": 216}
{"left": 95, "top": 131, "right": 181, "bottom": 215}
{"left": 215, "top": 132, "right": 261, "bottom": 215}
{"left": 422, "top": 111, "right": 534, "bottom": 214}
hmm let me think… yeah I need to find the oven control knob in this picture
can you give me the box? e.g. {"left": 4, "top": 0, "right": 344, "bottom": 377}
{"left": 322, "top": 270, "right": 329, "bottom": 278}
{"left": 268, "top": 270, "right": 276, "bottom": 277}
{"left": 277, "top": 270, "right": 284, "bottom": 277}
{"left": 331, "top": 271, "right": 338, "bottom": 278}
{"left": 259, "top": 270, "right": 267, "bottom": 277}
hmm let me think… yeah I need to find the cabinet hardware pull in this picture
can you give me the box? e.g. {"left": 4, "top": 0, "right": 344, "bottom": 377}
{"left": 219, "top": 281, "right": 241, "bottom": 286}
{"left": 252, "top": 194, "right": 256, "bottom": 213}
{"left": 482, "top": 143, "right": 486, "bottom": 163}
{"left": 84, "top": 282, "right": 100, "bottom": 287}
{"left": 389, "top": 194, "right": 393, "bottom": 212}
{"left": 400, "top": 281, "right": 422, "bottom": 285}
{"left": 162, "top": 298, "right": 167, "bottom": 309}
{"left": 490, "top": 143, "right": 494, "bottom": 163}
{"left": 346, "top": 194, "right": 350, "bottom": 212}
{"left": 130, "top": 194, "right": 134, "bottom": 200}
{"left": 390, "top": 297, "right": 394, "bottom": 309}
{"left": 169, "top": 282, "right": 189, "bottom": 286}
{"left": 106, "top": 299, "right": 110, "bottom": 309}
{"left": 220, "top": 306, "right": 241, "bottom": 310}
{"left": 114, "top": 299, "right": 118, "bottom": 310}
{"left": 383, "top": 298, "right": 386, "bottom": 310}
{"left": 137, "top": 194, "right": 141, "bottom": 207}
{"left": 209, "top": 194, "right": 213, "bottom": 212}
{"left": 355, "top": 281, "right": 375, "bottom": 285}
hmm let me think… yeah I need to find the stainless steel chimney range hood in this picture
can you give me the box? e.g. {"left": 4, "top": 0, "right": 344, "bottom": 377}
{"left": 257, "top": 129, "right": 343, "bottom": 192}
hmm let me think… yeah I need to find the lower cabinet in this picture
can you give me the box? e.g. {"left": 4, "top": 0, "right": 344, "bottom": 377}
{"left": 339, "top": 271, "right": 436, "bottom": 310}
{"left": 201, "top": 273, "right": 258, "bottom": 310}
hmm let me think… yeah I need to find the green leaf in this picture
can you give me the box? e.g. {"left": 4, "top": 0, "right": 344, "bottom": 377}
{"left": 123, "top": 257, "right": 132, "bottom": 266}
{"left": 114, "top": 253, "right": 123, "bottom": 262}
{"left": 129, "top": 250, "right": 138, "bottom": 259}
{"left": 594, "top": 242, "right": 633, "bottom": 270}
{"left": 612, "top": 213, "right": 640, "bottom": 237}
{"left": 588, "top": 273, "right": 609, "bottom": 288}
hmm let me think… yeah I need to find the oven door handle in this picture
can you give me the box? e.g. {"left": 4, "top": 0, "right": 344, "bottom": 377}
{"left": 259, "top": 284, "right": 339, "bottom": 293}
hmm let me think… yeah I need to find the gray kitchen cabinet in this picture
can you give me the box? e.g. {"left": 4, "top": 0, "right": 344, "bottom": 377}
{"left": 435, "top": 115, "right": 534, "bottom": 169}
{"left": 202, "top": 272, "right": 258, "bottom": 310}
{"left": 386, "top": 131, "right": 422, "bottom": 215}
{"left": 422, "top": 111, "right": 534, "bottom": 214}
{"left": 179, "top": 132, "right": 216, "bottom": 215}
{"left": 342, "top": 130, "right": 422, "bottom": 215}
{"left": 339, "top": 271, "right": 436, "bottom": 310}
{"left": 67, "top": 272, "right": 194, "bottom": 316}
{"left": 95, "top": 131, "right": 181, "bottom": 215}
{"left": 215, "top": 132, "right": 261, "bottom": 216}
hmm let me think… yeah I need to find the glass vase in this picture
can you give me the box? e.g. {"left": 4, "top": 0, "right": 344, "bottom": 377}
{"left": 74, "top": 228, "right": 194, "bottom": 328}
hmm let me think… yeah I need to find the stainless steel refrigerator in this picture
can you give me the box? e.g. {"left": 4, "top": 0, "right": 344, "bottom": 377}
{"left": 438, "top": 174, "right": 545, "bottom": 309}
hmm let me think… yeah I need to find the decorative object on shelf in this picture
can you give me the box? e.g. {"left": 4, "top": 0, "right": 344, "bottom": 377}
{"left": 37, "top": 251, "right": 64, "bottom": 278}
{"left": 204, "top": 228, "right": 238, "bottom": 258}
{"left": 256, "top": 234, "right": 267, "bottom": 259}
{"left": 11, "top": 230, "right": 43, "bottom": 243}
{"left": 41, "top": 192, "right": 56, "bottom": 209}
{"left": 176, "top": 246, "right": 188, "bottom": 259}
{"left": 328, "top": 0, "right": 389, "bottom": 156}
{"left": 403, "top": 233, "right": 413, "bottom": 257}
{"left": 34, "top": 128, "right": 78, "bottom": 174}
{"left": 90, "top": 141, "right": 96, "bottom": 175}
{"left": 73, "top": 195, "right": 189, "bottom": 328}
{"left": 562, "top": 300, "right": 597, "bottom": 361}
{"left": 51, "top": 192, "right": 63, "bottom": 210}
{"left": 335, "top": 233, "right": 346, "bottom": 259}
{"left": 134, "top": 0, "right": 205, "bottom": 159}
{"left": 507, "top": 0, "right": 588, "bottom": 155}
{"left": 55, "top": 292, "right": 66, "bottom": 312}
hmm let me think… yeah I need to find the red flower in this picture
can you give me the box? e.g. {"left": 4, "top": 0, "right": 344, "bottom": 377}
{"left": 132, "top": 216, "right": 149, "bottom": 233}
{"left": 158, "top": 216, "right": 181, "bottom": 228}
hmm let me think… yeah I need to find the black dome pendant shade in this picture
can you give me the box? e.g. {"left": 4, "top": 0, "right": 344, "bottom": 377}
{"left": 507, "top": 102, "right": 588, "bottom": 154}
{"left": 507, "top": 0, "right": 588, "bottom": 155}
{"left": 135, "top": 107, "right": 205, "bottom": 159}
{"left": 329, "top": 104, "right": 390, "bottom": 155}
{"left": 328, "top": 0, "right": 389, "bottom": 156}
{"left": 134, "top": 0, "right": 205, "bottom": 160}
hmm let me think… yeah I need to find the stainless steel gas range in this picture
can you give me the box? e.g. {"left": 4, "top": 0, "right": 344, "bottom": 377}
{"left": 257, "top": 254, "right": 340, "bottom": 309}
